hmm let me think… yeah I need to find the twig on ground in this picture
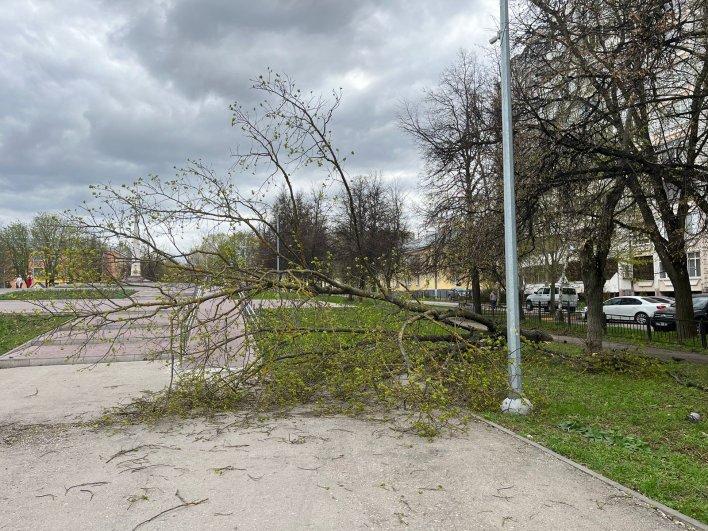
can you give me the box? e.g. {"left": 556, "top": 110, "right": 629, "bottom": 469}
{"left": 106, "top": 444, "right": 175, "bottom": 463}
{"left": 668, "top": 371, "right": 708, "bottom": 392}
{"left": 132, "top": 496, "right": 208, "bottom": 531}
{"left": 65, "top": 482, "right": 108, "bottom": 495}
{"left": 212, "top": 466, "right": 246, "bottom": 475}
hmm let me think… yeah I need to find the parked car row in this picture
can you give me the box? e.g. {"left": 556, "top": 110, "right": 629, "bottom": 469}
{"left": 580, "top": 296, "right": 673, "bottom": 324}
{"left": 650, "top": 294, "right": 708, "bottom": 331}
{"left": 579, "top": 294, "right": 708, "bottom": 331}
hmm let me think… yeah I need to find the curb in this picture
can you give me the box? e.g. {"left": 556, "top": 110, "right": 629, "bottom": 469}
{"left": 0, "top": 352, "right": 171, "bottom": 369}
{"left": 473, "top": 415, "right": 707, "bottom": 531}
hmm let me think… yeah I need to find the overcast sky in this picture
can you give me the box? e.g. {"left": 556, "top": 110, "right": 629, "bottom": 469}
{"left": 1, "top": 0, "right": 500, "bottom": 225}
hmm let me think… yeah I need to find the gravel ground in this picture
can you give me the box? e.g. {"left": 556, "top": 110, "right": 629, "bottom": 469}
{"left": 0, "top": 362, "right": 698, "bottom": 531}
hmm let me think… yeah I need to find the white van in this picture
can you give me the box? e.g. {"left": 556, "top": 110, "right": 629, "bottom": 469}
{"left": 525, "top": 286, "right": 578, "bottom": 312}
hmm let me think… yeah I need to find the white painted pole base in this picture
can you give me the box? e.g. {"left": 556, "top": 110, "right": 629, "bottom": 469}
{"left": 501, "top": 397, "right": 533, "bottom": 415}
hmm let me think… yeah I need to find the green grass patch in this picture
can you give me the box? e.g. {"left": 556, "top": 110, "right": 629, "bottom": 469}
{"left": 483, "top": 342, "right": 708, "bottom": 523}
{"left": 0, "top": 313, "right": 71, "bottom": 355}
{"left": 0, "top": 288, "right": 136, "bottom": 301}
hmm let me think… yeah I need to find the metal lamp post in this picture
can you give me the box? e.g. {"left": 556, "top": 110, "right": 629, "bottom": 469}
{"left": 493, "top": 0, "right": 532, "bottom": 414}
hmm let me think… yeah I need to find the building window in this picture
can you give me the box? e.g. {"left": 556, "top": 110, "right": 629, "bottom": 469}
{"left": 688, "top": 252, "right": 701, "bottom": 277}
{"left": 633, "top": 257, "right": 654, "bottom": 280}
{"left": 686, "top": 211, "right": 700, "bottom": 236}
{"left": 658, "top": 260, "right": 668, "bottom": 279}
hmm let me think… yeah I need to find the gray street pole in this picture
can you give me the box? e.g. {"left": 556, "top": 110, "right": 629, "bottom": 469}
{"left": 276, "top": 212, "right": 281, "bottom": 290}
{"left": 497, "top": 0, "right": 531, "bottom": 414}
{"left": 276, "top": 212, "right": 280, "bottom": 275}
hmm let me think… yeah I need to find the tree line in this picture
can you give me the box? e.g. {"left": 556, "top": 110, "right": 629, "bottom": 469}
{"left": 0, "top": 213, "right": 123, "bottom": 286}
{"left": 65, "top": 0, "right": 708, "bottom": 355}
{"left": 398, "top": 0, "right": 708, "bottom": 349}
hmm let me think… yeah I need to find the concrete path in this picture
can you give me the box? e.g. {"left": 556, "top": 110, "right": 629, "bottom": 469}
{"left": 552, "top": 334, "right": 708, "bottom": 364}
{"left": 0, "top": 291, "right": 347, "bottom": 369}
{"left": 0, "top": 287, "right": 176, "bottom": 367}
{"left": 0, "top": 286, "right": 256, "bottom": 369}
{"left": 1, "top": 362, "right": 704, "bottom": 531}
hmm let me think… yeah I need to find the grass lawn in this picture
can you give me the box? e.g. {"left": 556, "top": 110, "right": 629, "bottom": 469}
{"left": 0, "top": 313, "right": 71, "bottom": 355}
{"left": 0, "top": 288, "right": 136, "bottom": 301}
{"left": 484, "top": 342, "right": 708, "bottom": 523}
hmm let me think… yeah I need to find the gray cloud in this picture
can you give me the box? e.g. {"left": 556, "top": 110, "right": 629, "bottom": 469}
{"left": 0, "top": 0, "right": 499, "bottom": 224}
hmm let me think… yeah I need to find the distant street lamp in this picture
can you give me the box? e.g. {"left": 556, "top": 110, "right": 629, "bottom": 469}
{"left": 493, "top": 0, "right": 532, "bottom": 415}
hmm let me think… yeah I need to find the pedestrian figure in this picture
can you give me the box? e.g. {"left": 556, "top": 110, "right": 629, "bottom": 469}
{"left": 15, "top": 275, "right": 22, "bottom": 289}
{"left": 26, "top": 274, "right": 33, "bottom": 288}
{"left": 490, "top": 290, "right": 498, "bottom": 311}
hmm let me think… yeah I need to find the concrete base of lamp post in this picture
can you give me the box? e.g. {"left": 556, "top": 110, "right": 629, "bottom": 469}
{"left": 501, "top": 396, "right": 533, "bottom": 415}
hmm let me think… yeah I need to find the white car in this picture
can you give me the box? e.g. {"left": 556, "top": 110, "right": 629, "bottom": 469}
{"left": 585, "top": 296, "right": 671, "bottom": 324}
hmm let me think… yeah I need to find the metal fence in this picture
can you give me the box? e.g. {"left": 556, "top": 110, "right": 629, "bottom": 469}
{"left": 474, "top": 304, "right": 708, "bottom": 350}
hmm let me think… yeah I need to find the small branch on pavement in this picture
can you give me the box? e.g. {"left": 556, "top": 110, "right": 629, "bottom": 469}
{"left": 64, "top": 482, "right": 109, "bottom": 495}
{"left": 132, "top": 493, "right": 208, "bottom": 531}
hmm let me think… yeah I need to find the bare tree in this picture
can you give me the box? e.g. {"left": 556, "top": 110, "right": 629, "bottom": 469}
{"left": 399, "top": 51, "right": 505, "bottom": 312}
{"left": 516, "top": 0, "right": 708, "bottom": 338}
{"left": 332, "top": 174, "right": 411, "bottom": 291}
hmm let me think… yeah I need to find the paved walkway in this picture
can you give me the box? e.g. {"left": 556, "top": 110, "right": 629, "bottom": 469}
{"left": 0, "top": 290, "right": 346, "bottom": 369}
{"left": 0, "top": 286, "right": 176, "bottom": 367}
{"left": 551, "top": 334, "right": 708, "bottom": 364}
{"left": 0, "top": 362, "right": 705, "bottom": 530}
{"left": 0, "top": 285, "right": 255, "bottom": 369}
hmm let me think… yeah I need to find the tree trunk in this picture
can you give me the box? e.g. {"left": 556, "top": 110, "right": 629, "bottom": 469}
{"left": 579, "top": 184, "right": 624, "bottom": 354}
{"left": 471, "top": 265, "right": 482, "bottom": 313}
{"left": 659, "top": 252, "right": 695, "bottom": 339}
{"left": 673, "top": 273, "right": 695, "bottom": 340}
{"left": 580, "top": 241, "right": 607, "bottom": 353}
{"left": 627, "top": 174, "right": 695, "bottom": 339}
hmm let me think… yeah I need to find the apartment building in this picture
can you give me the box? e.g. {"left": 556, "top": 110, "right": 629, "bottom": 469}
{"left": 607, "top": 213, "right": 707, "bottom": 296}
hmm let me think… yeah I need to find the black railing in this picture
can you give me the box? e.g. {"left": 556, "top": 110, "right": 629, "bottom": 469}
{"left": 473, "top": 304, "right": 708, "bottom": 350}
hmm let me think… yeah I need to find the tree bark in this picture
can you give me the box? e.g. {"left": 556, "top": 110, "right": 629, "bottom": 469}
{"left": 580, "top": 184, "right": 624, "bottom": 354}
{"left": 580, "top": 242, "right": 606, "bottom": 354}
{"left": 471, "top": 265, "right": 482, "bottom": 314}
{"left": 657, "top": 248, "right": 696, "bottom": 339}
